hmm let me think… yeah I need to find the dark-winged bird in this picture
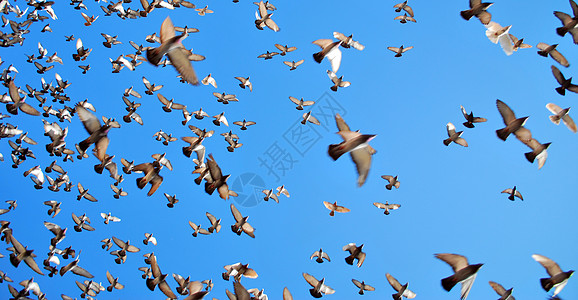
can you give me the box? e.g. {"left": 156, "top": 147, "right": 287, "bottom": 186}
{"left": 435, "top": 253, "right": 483, "bottom": 300}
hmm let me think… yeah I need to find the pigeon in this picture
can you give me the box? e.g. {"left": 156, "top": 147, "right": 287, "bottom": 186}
{"left": 352, "top": 279, "right": 375, "bottom": 295}
{"left": 255, "top": 1, "right": 279, "bottom": 31}
{"left": 303, "top": 273, "right": 335, "bottom": 298}
{"left": 106, "top": 271, "right": 124, "bottom": 291}
{"left": 313, "top": 39, "right": 342, "bottom": 73}
{"left": 222, "top": 262, "right": 258, "bottom": 281}
{"left": 485, "top": 22, "right": 514, "bottom": 55}
{"left": 532, "top": 254, "right": 574, "bottom": 297}
{"left": 546, "top": 103, "right": 577, "bottom": 133}
{"left": 435, "top": 253, "right": 483, "bottom": 300}
{"left": 328, "top": 114, "right": 376, "bottom": 186}
{"left": 394, "top": 14, "right": 417, "bottom": 23}
{"left": 76, "top": 104, "right": 112, "bottom": 162}
{"left": 146, "top": 253, "right": 177, "bottom": 299}
{"left": 387, "top": 45, "right": 413, "bottom": 57}
{"left": 310, "top": 249, "right": 331, "bottom": 263}
{"left": 275, "top": 44, "right": 297, "bottom": 56}
{"left": 554, "top": 0, "right": 578, "bottom": 44}
{"left": 461, "top": 0, "right": 493, "bottom": 25}
{"left": 501, "top": 186, "right": 523, "bottom": 201}
{"left": 343, "top": 243, "right": 366, "bottom": 267}
{"left": 537, "top": 43, "right": 569, "bottom": 67}
{"left": 460, "top": 105, "right": 487, "bottom": 128}
{"left": 381, "top": 175, "right": 400, "bottom": 190}
{"left": 283, "top": 59, "right": 305, "bottom": 70}
{"left": 323, "top": 201, "right": 350, "bottom": 216}
{"left": 386, "top": 273, "right": 417, "bottom": 300}
{"left": 230, "top": 204, "right": 255, "bottom": 238}
{"left": 235, "top": 76, "right": 253, "bottom": 92}
{"left": 201, "top": 74, "right": 217, "bottom": 88}
{"left": 289, "top": 96, "right": 315, "bottom": 110}
{"left": 146, "top": 17, "right": 199, "bottom": 85}
{"left": 551, "top": 65, "right": 578, "bottom": 95}
{"left": 394, "top": 1, "right": 414, "bottom": 16}
{"left": 373, "top": 201, "right": 401, "bottom": 215}
{"left": 443, "top": 122, "right": 468, "bottom": 147}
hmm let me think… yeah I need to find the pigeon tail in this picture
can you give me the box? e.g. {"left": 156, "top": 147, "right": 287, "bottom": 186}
{"left": 145, "top": 278, "right": 157, "bottom": 291}
{"left": 556, "top": 87, "right": 566, "bottom": 96}
{"left": 182, "top": 147, "right": 192, "bottom": 158}
{"left": 94, "top": 164, "right": 104, "bottom": 174}
{"left": 309, "top": 289, "right": 323, "bottom": 298}
{"left": 345, "top": 255, "right": 355, "bottom": 265}
{"left": 328, "top": 144, "right": 345, "bottom": 160}
{"left": 540, "top": 277, "right": 553, "bottom": 292}
{"left": 313, "top": 51, "right": 324, "bottom": 64}
{"left": 557, "top": 26, "right": 568, "bottom": 37}
{"left": 146, "top": 47, "right": 164, "bottom": 66}
{"left": 78, "top": 139, "right": 91, "bottom": 152}
{"left": 460, "top": 9, "right": 474, "bottom": 20}
{"left": 495, "top": 128, "right": 510, "bottom": 141}
{"left": 136, "top": 177, "right": 146, "bottom": 189}
{"left": 441, "top": 275, "right": 457, "bottom": 292}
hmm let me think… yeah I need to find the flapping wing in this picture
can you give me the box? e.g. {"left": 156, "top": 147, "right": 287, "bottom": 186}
{"left": 350, "top": 148, "right": 372, "bottom": 187}
{"left": 496, "top": 100, "right": 517, "bottom": 125}
{"left": 551, "top": 65, "right": 566, "bottom": 85}
{"left": 386, "top": 273, "right": 402, "bottom": 291}
{"left": 159, "top": 16, "right": 176, "bottom": 43}
{"left": 532, "top": 254, "right": 563, "bottom": 277}
{"left": 230, "top": 204, "right": 243, "bottom": 222}
{"left": 488, "top": 281, "right": 507, "bottom": 296}
{"left": 302, "top": 273, "right": 319, "bottom": 288}
{"left": 76, "top": 105, "right": 101, "bottom": 134}
{"left": 283, "top": 287, "right": 293, "bottom": 300}
{"left": 71, "top": 265, "right": 94, "bottom": 278}
{"left": 167, "top": 49, "right": 199, "bottom": 85}
{"left": 435, "top": 253, "right": 469, "bottom": 272}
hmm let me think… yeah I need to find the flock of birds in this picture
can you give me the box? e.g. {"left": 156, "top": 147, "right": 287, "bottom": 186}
{"left": 0, "top": 0, "right": 575, "bottom": 299}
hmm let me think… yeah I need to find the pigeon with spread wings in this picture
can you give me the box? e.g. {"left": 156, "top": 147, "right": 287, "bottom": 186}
{"left": 146, "top": 17, "right": 199, "bottom": 85}
{"left": 551, "top": 65, "right": 578, "bottom": 95}
{"left": 146, "top": 253, "right": 177, "bottom": 299}
{"left": 554, "top": 0, "right": 578, "bottom": 44}
{"left": 460, "top": 105, "right": 487, "bottom": 128}
{"left": 255, "top": 1, "right": 279, "bottom": 32}
{"left": 546, "top": 103, "right": 577, "bottom": 133}
{"left": 435, "top": 253, "right": 483, "bottom": 300}
{"left": 386, "top": 273, "right": 417, "bottom": 300}
{"left": 230, "top": 204, "right": 255, "bottom": 238}
{"left": 328, "top": 113, "right": 376, "bottom": 187}
{"left": 205, "top": 154, "right": 237, "bottom": 200}
{"left": 532, "top": 254, "right": 574, "bottom": 297}
{"left": 461, "top": 0, "right": 493, "bottom": 25}
{"left": 303, "top": 273, "right": 335, "bottom": 298}
{"left": 76, "top": 104, "right": 112, "bottom": 162}
{"left": 313, "top": 39, "right": 342, "bottom": 73}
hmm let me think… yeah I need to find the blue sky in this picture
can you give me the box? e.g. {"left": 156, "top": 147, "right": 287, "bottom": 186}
{"left": 1, "top": 0, "right": 577, "bottom": 299}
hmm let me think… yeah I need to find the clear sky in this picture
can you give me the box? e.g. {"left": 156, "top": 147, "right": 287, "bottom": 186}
{"left": 0, "top": 0, "right": 577, "bottom": 299}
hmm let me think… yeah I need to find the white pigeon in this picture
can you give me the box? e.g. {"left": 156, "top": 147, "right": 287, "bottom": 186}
{"left": 485, "top": 22, "right": 514, "bottom": 56}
